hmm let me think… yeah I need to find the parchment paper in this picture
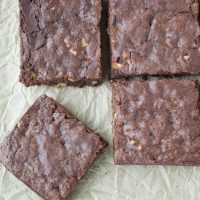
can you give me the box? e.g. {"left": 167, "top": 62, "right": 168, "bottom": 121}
{"left": 1, "top": 0, "right": 200, "bottom": 200}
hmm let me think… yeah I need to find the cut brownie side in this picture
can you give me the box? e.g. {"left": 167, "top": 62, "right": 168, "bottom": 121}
{"left": 20, "top": 0, "right": 102, "bottom": 87}
{"left": 109, "top": 0, "right": 200, "bottom": 78}
{"left": 113, "top": 80, "right": 200, "bottom": 165}
{"left": 0, "top": 95, "right": 107, "bottom": 200}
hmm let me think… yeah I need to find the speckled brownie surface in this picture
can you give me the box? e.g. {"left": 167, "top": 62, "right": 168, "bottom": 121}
{"left": 113, "top": 80, "right": 200, "bottom": 165}
{"left": 109, "top": 0, "right": 200, "bottom": 78}
{"left": 0, "top": 95, "right": 107, "bottom": 200}
{"left": 20, "top": 0, "right": 102, "bottom": 87}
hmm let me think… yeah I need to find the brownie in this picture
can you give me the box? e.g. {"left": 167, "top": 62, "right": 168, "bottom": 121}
{"left": 20, "top": 0, "right": 102, "bottom": 87}
{"left": 109, "top": 0, "right": 200, "bottom": 78}
{"left": 0, "top": 95, "right": 107, "bottom": 199}
{"left": 113, "top": 80, "right": 200, "bottom": 165}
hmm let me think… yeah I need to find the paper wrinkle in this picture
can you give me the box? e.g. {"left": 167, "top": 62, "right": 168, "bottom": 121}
{"left": 1, "top": 0, "right": 200, "bottom": 200}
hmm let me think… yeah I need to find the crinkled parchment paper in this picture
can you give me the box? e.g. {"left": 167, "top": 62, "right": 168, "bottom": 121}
{"left": 1, "top": 0, "right": 200, "bottom": 200}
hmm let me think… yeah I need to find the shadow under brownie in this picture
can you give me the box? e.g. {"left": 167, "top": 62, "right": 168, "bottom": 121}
{"left": 113, "top": 80, "right": 200, "bottom": 165}
{"left": 0, "top": 95, "right": 107, "bottom": 200}
{"left": 109, "top": 0, "right": 200, "bottom": 78}
{"left": 20, "top": 0, "right": 102, "bottom": 87}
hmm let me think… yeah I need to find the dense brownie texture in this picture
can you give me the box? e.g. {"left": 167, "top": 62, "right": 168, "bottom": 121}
{"left": 0, "top": 95, "right": 107, "bottom": 200}
{"left": 113, "top": 80, "right": 200, "bottom": 165}
{"left": 20, "top": 0, "right": 102, "bottom": 87}
{"left": 109, "top": 0, "right": 200, "bottom": 78}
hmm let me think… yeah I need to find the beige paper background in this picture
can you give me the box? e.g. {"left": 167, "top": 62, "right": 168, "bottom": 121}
{"left": 1, "top": 0, "right": 200, "bottom": 199}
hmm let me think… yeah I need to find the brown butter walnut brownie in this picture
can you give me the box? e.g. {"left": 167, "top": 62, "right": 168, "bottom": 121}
{"left": 113, "top": 80, "right": 200, "bottom": 165}
{"left": 0, "top": 95, "right": 107, "bottom": 200}
{"left": 20, "top": 0, "right": 102, "bottom": 87}
{"left": 109, "top": 0, "right": 200, "bottom": 78}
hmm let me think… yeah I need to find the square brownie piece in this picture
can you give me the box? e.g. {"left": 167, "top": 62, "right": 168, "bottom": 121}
{"left": 109, "top": 0, "right": 200, "bottom": 78}
{"left": 0, "top": 95, "right": 107, "bottom": 199}
{"left": 20, "top": 0, "right": 102, "bottom": 87}
{"left": 113, "top": 80, "right": 200, "bottom": 165}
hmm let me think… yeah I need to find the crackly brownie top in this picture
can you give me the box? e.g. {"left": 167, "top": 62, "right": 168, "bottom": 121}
{"left": 109, "top": 0, "right": 200, "bottom": 77}
{"left": 20, "top": 0, "right": 102, "bottom": 86}
{"left": 0, "top": 95, "right": 106, "bottom": 200}
{"left": 113, "top": 80, "right": 200, "bottom": 165}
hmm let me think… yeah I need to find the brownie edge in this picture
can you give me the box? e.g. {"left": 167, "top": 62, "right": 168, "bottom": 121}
{"left": 109, "top": 0, "right": 200, "bottom": 78}
{"left": 0, "top": 95, "right": 107, "bottom": 200}
{"left": 113, "top": 80, "right": 200, "bottom": 165}
{"left": 20, "top": 0, "right": 102, "bottom": 87}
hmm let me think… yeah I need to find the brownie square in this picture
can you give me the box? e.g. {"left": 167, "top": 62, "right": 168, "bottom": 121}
{"left": 0, "top": 95, "right": 107, "bottom": 199}
{"left": 109, "top": 0, "right": 200, "bottom": 78}
{"left": 113, "top": 80, "right": 200, "bottom": 165}
{"left": 20, "top": 0, "right": 102, "bottom": 87}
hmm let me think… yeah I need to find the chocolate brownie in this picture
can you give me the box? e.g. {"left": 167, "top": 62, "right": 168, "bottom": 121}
{"left": 0, "top": 95, "right": 107, "bottom": 199}
{"left": 109, "top": 0, "right": 200, "bottom": 78}
{"left": 113, "top": 80, "right": 200, "bottom": 165}
{"left": 20, "top": 0, "right": 102, "bottom": 87}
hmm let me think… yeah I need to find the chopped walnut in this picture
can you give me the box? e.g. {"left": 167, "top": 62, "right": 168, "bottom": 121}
{"left": 70, "top": 49, "right": 77, "bottom": 56}
{"left": 91, "top": 81, "right": 98, "bottom": 85}
{"left": 81, "top": 38, "right": 88, "bottom": 48}
{"left": 130, "top": 140, "right": 142, "bottom": 150}
{"left": 31, "top": 72, "right": 37, "bottom": 78}
{"left": 130, "top": 140, "right": 137, "bottom": 145}
{"left": 176, "top": 56, "right": 182, "bottom": 63}
{"left": 64, "top": 38, "right": 70, "bottom": 47}
{"left": 183, "top": 54, "right": 190, "bottom": 62}
{"left": 56, "top": 83, "right": 67, "bottom": 88}
{"left": 112, "top": 62, "right": 123, "bottom": 69}
{"left": 17, "top": 122, "right": 22, "bottom": 128}
{"left": 191, "top": 3, "right": 199, "bottom": 16}
{"left": 68, "top": 77, "right": 76, "bottom": 82}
